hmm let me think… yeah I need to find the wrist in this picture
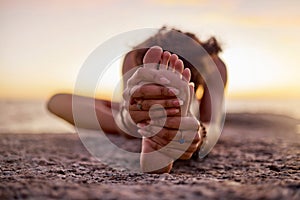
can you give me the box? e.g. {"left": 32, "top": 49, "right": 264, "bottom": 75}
{"left": 191, "top": 120, "right": 208, "bottom": 160}
{"left": 118, "top": 103, "right": 139, "bottom": 138}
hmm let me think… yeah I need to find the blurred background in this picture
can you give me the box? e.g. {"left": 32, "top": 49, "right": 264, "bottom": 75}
{"left": 1, "top": 0, "right": 299, "bottom": 133}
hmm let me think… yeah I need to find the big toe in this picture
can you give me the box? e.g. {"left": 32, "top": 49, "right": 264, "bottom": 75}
{"left": 143, "top": 46, "right": 163, "bottom": 64}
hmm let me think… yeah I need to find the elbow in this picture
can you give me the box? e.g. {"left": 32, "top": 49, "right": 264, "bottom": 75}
{"left": 46, "top": 93, "right": 72, "bottom": 118}
{"left": 47, "top": 93, "right": 64, "bottom": 114}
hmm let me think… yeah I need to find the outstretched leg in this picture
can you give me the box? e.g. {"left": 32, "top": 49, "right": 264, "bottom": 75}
{"left": 139, "top": 46, "right": 194, "bottom": 173}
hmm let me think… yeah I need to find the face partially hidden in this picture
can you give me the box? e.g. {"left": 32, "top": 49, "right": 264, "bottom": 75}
{"left": 124, "top": 48, "right": 204, "bottom": 93}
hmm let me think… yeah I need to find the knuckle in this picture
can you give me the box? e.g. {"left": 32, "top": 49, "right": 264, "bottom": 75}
{"left": 165, "top": 99, "right": 171, "bottom": 107}
{"left": 147, "top": 101, "right": 153, "bottom": 110}
{"left": 138, "top": 86, "right": 146, "bottom": 96}
{"left": 131, "top": 86, "right": 139, "bottom": 97}
{"left": 135, "top": 68, "right": 143, "bottom": 76}
{"left": 160, "top": 87, "right": 165, "bottom": 96}
{"left": 122, "top": 91, "right": 128, "bottom": 100}
{"left": 127, "top": 77, "right": 135, "bottom": 86}
{"left": 143, "top": 101, "right": 148, "bottom": 109}
{"left": 163, "top": 87, "right": 169, "bottom": 96}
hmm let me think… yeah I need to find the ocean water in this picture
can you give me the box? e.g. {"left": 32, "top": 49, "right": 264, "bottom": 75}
{"left": 0, "top": 99, "right": 299, "bottom": 134}
{"left": 225, "top": 98, "right": 300, "bottom": 119}
{"left": 0, "top": 100, "right": 74, "bottom": 134}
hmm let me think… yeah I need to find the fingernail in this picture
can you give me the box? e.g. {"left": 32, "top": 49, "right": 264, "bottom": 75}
{"left": 174, "top": 108, "right": 180, "bottom": 114}
{"left": 159, "top": 77, "right": 170, "bottom": 84}
{"left": 179, "top": 99, "right": 184, "bottom": 106}
{"left": 137, "top": 123, "right": 146, "bottom": 128}
{"left": 149, "top": 120, "right": 155, "bottom": 125}
{"left": 172, "top": 100, "right": 180, "bottom": 106}
{"left": 168, "top": 87, "right": 179, "bottom": 95}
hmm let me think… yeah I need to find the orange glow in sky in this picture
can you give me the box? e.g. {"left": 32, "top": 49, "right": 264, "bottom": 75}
{"left": 0, "top": 0, "right": 300, "bottom": 100}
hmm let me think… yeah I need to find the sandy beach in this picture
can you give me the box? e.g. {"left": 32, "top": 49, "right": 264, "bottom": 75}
{"left": 1, "top": 0, "right": 300, "bottom": 198}
{"left": 1, "top": 111, "right": 299, "bottom": 199}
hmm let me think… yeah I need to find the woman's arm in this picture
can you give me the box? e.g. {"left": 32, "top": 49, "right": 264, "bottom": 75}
{"left": 47, "top": 93, "right": 124, "bottom": 134}
{"left": 199, "top": 55, "right": 227, "bottom": 122}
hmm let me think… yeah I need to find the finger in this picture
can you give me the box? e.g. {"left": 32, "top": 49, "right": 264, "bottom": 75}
{"left": 128, "top": 110, "right": 149, "bottom": 123}
{"left": 129, "top": 79, "right": 189, "bottom": 114}
{"left": 150, "top": 116, "right": 200, "bottom": 130}
{"left": 122, "top": 84, "right": 141, "bottom": 101}
{"left": 128, "top": 98, "right": 183, "bottom": 111}
{"left": 131, "top": 84, "right": 180, "bottom": 99}
{"left": 129, "top": 108, "right": 181, "bottom": 123}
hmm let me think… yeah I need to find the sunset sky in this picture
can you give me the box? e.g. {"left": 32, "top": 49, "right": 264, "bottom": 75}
{"left": 1, "top": 0, "right": 300, "bottom": 100}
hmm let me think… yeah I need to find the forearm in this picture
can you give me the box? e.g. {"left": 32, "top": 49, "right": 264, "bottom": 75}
{"left": 95, "top": 99, "right": 125, "bottom": 134}
{"left": 116, "top": 101, "right": 140, "bottom": 138}
{"left": 47, "top": 93, "right": 126, "bottom": 133}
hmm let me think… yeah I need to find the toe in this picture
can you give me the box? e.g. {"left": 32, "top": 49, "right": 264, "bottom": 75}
{"left": 169, "top": 54, "right": 178, "bottom": 71}
{"left": 161, "top": 51, "right": 171, "bottom": 69}
{"left": 182, "top": 68, "right": 191, "bottom": 82}
{"left": 174, "top": 59, "right": 184, "bottom": 74}
{"left": 143, "top": 46, "right": 163, "bottom": 64}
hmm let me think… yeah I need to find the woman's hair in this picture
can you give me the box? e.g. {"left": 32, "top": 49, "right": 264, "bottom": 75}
{"left": 131, "top": 26, "right": 222, "bottom": 91}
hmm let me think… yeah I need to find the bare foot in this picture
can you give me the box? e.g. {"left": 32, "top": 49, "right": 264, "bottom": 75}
{"left": 140, "top": 46, "right": 193, "bottom": 173}
{"left": 142, "top": 46, "right": 191, "bottom": 114}
{"left": 143, "top": 46, "right": 191, "bottom": 81}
